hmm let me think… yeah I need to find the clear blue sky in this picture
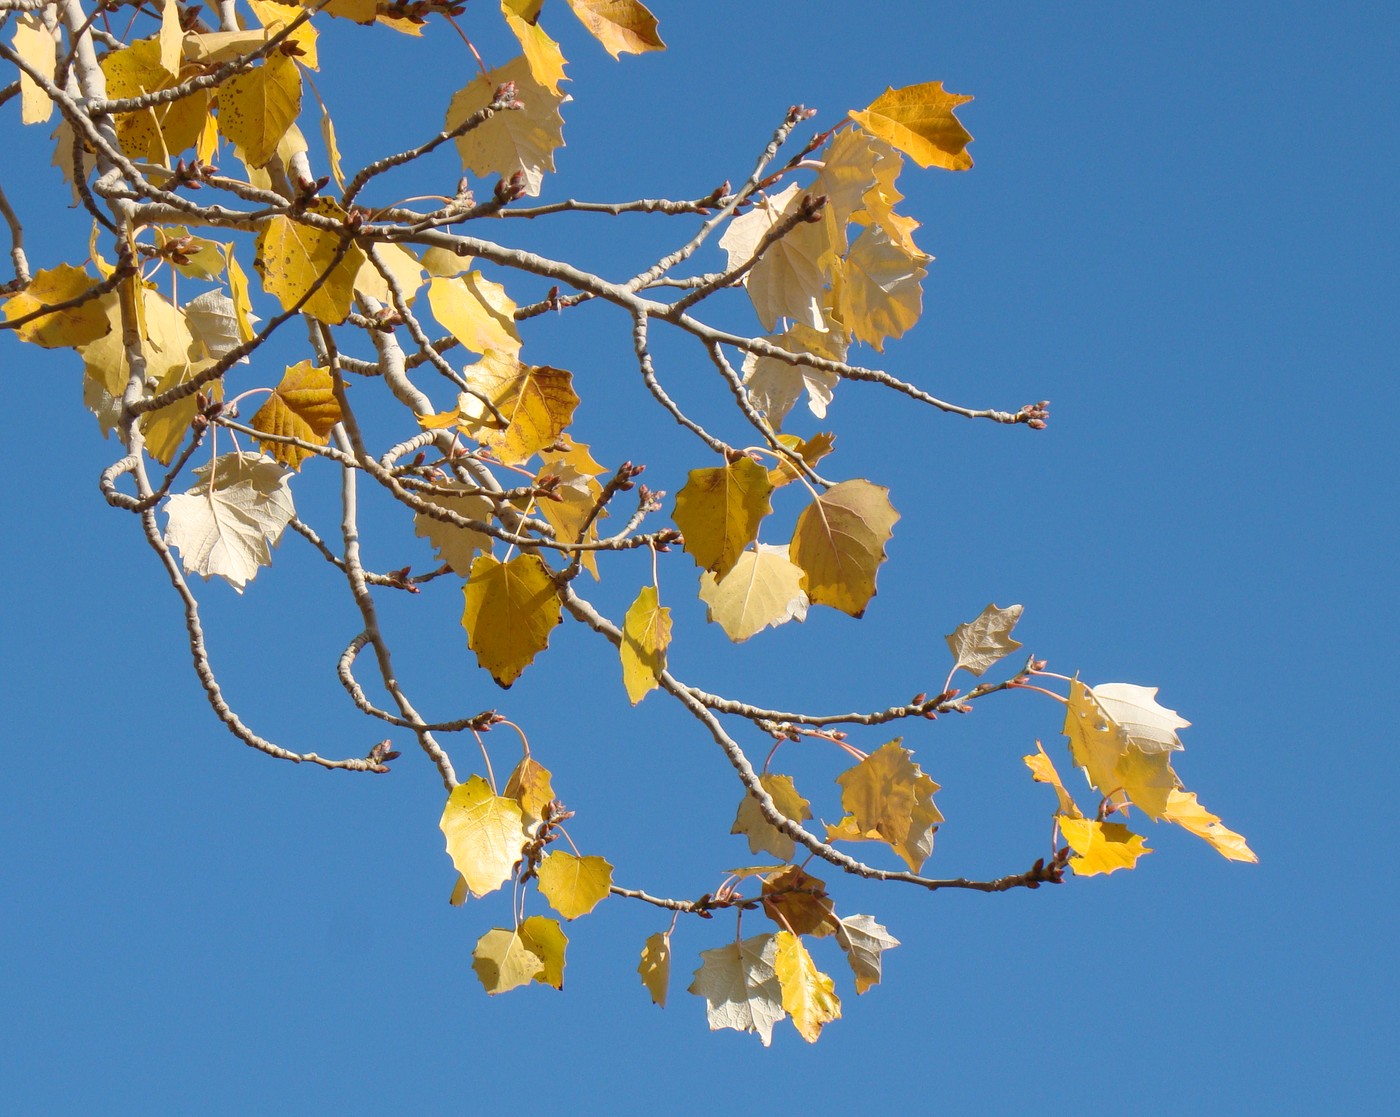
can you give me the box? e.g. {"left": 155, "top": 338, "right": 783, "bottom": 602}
{"left": 3, "top": 2, "right": 1396, "bottom": 1112}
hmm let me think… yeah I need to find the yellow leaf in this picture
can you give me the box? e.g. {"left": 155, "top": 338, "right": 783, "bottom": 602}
{"left": 440, "top": 774, "right": 528, "bottom": 897}
{"left": 249, "top": 360, "right": 341, "bottom": 469}
{"left": 789, "top": 478, "right": 899, "bottom": 617}
{"left": 835, "top": 739, "right": 943, "bottom": 872}
{"left": 673, "top": 456, "right": 774, "bottom": 580}
{"left": 449, "top": 874, "right": 469, "bottom": 906}
{"left": 731, "top": 773, "right": 811, "bottom": 862}
{"left": 767, "top": 431, "right": 836, "bottom": 489}
{"left": 774, "top": 931, "right": 840, "bottom": 1043}
{"left": 537, "top": 851, "right": 613, "bottom": 920}
{"left": 534, "top": 453, "right": 604, "bottom": 579}
{"left": 813, "top": 128, "right": 883, "bottom": 230}
{"left": 428, "top": 272, "right": 521, "bottom": 355}
{"left": 1063, "top": 681, "right": 1181, "bottom": 819}
{"left": 619, "top": 585, "right": 671, "bottom": 703}
{"left": 501, "top": 3, "right": 568, "bottom": 93}
{"left": 355, "top": 244, "right": 425, "bottom": 306}
{"left": 100, "top": 38, "right": 212, "bottom": 163}
{"left": 158, "top": 0, "right": 183, "bottom": 77}
{"left": 503, "top": 756, "right": 555, "bottom": 823}
{"left": 247, "top": 0, "right": 320, "bottom": 70}
{"left": 1059, "top": 817, "right": 1151, "bottom": 877}
{"left": 1023, "top": 741, "right": 1083, "bottom": 820}
{"left": 638, "top": 931, "right": 671, "bottom": 1007}
{"left": 564, "top": 0, "right": 665, "bottom": 58}
{"left": 413, "top": 482, "right": 494, "bottom": 576}
{"left": 446, "top": 54, "right": 568, "bottom": 197}
{"left": 459, "top": 352, "right": 579, "bottom": 466}
{"left": 216, "top": 52, "right": 303, "bottom": 169}
{"left": 3, "top": 264, "right": 110, "bottom": 348}
{"left": 848, "top": 81, "right": 975, "bottom": 172}
{"left": 742, "top": 325, "right": 846, "bottom": 431}
{"left": 472, "top": 927, "right": 544, "bottom": 994}
{"left": 422, "top": 246, "right": 469, "bottom": 277}
{"left": 946, "top": 602, "right": 1024, "bottom": 677}
{"left": 1160, "top": 790, "right": 1257, "bottom": 863}
{"left": 762, "top": 865, "right": 836, "bottom": 938}
{"left": 224, "top": 247, "right": 256, "bottom": 341}
{"left": 161, "top": 452, "right": 290, "bottom": 590}
{"left": 834, "top": 224, "right": 928, "bottom": 351}
{"left": 315, "top": 94, "right": 345, "bottom": 190}
{"left": 303, "top": 0, "right": 378, "bottom": 24}
{"left": 13, "top": 15, "right": 56, "bottom": 125}
{"left": 462, "top": 553, "right": 562, "bottom": 687}
{"left": 698, "top": 543, "right": 809, "bottom": 643}
{"left": 834, "top": 914, "right": 899, "bottom": 995}
{"left": 155, "top": 226, "right": 227, "bottom": 281}
{"left": 518, "top": 915, "right": 568, "bottom": 989}
{"left": 78, "top": 283, "right": 192, "bottom": 396}
{"left": 687, "top": 934, "right": 783, "bottom": 1047}
{"left": 254, "top": 198, "right": 366, "bottom": 324}
{"left": 718, "top": 183, "right": 838, "bottom": 332}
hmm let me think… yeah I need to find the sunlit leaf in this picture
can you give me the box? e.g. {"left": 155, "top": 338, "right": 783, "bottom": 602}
{"left": 849, "top": 81, "right": 975, "bottom": 171}
{"left": 414, "top": 483, "right": 494, "bottom": 577}
{"left": 254, "top": 199, "right": 366, "bottom": 324}
{"left": 216, "top": 52, "right": 302, "bottom": 168}
{"left": 462, "top": 553, "right": 562, "bottom": 687}
{"left": 673, "top": 456, "right": 773, "bottom": 580}
{"left": 761, "top": 865, "right": 836, "bottom": 938}
{"left": 1059, "top": 816, "right": 1151, "bottom": 877}
{"left": 440, "top": 774, "right": 528, "bottom": 897}
{"left": 834, "top": 739, "right": 943, "bottom": 872}
{"left": 620, "top": 585, "right": 671, "bottom": 704}
{"left": 731, "top": 773, "right": 811, "bottom": 862}
{"left": 446, "top": 54, "right": 569, "bottom": 197}
{"left": 537, "top": 851, "right": 613, "bottom": 920}
{"left": 638, "top": 931, "right": 671, "bottom": 1007}
{"left": 774, "top": 931, "right": 840, "bottom": 1043}
{"left": 13, "top": 14, "right": 56, "bottom": 125}
{"left": 564, "top": 0, "right": 665, "bottom": 58}
{"left": 249, "top": 360, "right": 341, "bottom": 469}
{"left": 698, "top": 543, "right": 809, "bottom": 643}
{"left": 789, "top": 479, "right": 898, "bottom": 617}
{"left": 946, "top": 602, "right": 1024, "bottom": 677}
{"left": 3, "top": 264, "right": 110, "bottom": 348}
{"left": 834, "top": 914, "right": 899, "bottom": 995}
{"left": 687, "top": 933, "right": 783, "bottom": 1046}
{"left": 1160, "top": 790, "right": 1257, "bottom": 863}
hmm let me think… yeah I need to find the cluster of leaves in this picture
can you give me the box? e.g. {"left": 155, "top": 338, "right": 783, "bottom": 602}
{"left": 0, "top": 0, "right": 1252, "bottom": 1044}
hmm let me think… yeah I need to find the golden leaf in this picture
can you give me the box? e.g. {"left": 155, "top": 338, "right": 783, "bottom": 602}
{"left": 413, "top": 482, "right": 494, "bottom": 577}
{"left": 833, "top": 224, "right": 928, "bottom": 351}
{"left": 1063, "top": 681, "right": 1181, "bottom": 819}
{"left": 848, "top": 81, "right": 975, "bottom": 172}
{"left": 249, "top": 360, "right": 341, "bottom": 469}
{"left": 537, "top": 851, "right": 613, "bottom": 920}
{"left": 501, "top": 2, "right": 568, "bottom": 93}
{"left": 638, "top": 931, "right": 671, "bottom": 1007}
{"left": 698, "top": 544, "right": 809, "bottom": 643}
{"left": 13, "top": 14, "right": 56, "bottom": 125}
{"left": 761, "top": 865, "right": 836, "bottom": 938}
{"left": 518, "top": 915, "right": 567, "bottom": 989}
{"left": 673, "top": 456, "right": 774, "bottom": 580}
{"left": 1160, "top": 790, "right": 1257, "bottom": 863}
{"left": 440, "top": 774, "right": 528, "bottom": 898}
{"left": 355, "top": 244, "right": 425, "bottom": 306}
{"left": 254, "top": 198, "right": 366, "bottom": 324}
{"left": 427, "top": 272, "right": 521, "bottom": 356}
{"left": 472, "top": 927, "right": 544, "bottom": 994}
{"left": 503, "top": 756, "right": 555, "bottom": 824}
{"left": 767, "top": 432, "right": 836, "bottom": 490}
{"left": 3, "top": 264, "right": 110, "bottom": 348}
{"left": 564, "top": 0, "right": 665, "bottom": 58}
{"left": 834, "top": 739, "right": 943, "bottom": 872}
{"left": 774, "top": 931, "right": 840, "bottom": 1043}
{"left": 789, "top": 478, "right": 899, "bottom": 617}
{"left": 458, "top": 350, "right": 578, "bottom": 465}
{"left": 731, "top": 773, "right": 811, "bottom": 862}
{"left": 446, "top": 54, "right": 569, "bottom": 197}
{"left": 620, "top": 584, "right": 671, "bottom": 704}
{"left": 247, "top": 0, "right": 320, "bottom": 70}
{"left": 100, "top": 38, "right": 212, "bottom": 163}
{"left": 535, "top": 444, "right": 605, "bottom": 578}
{"left": 1023, "top": 741, "right": 1083, "bottom": 820}
{"left": 462, "top": 553, "right": 562, "bottom": 687}
{"left": 1059, "top": 817, "right": 1151, "bottom": 877}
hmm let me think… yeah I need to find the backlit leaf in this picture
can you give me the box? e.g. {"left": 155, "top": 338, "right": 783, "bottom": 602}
{"left": 472, "top": 927, "right": 543, "bottom": 994}
{"left": 537, "top": 851, "right": 613, "bottom": 920}
{"left": 849, "top": 81, "right": 975, "bottom": 172}
{"left": 3, "top": 264, "right": 110, "bottom": 348}
{"left": 698, "top": 543, "right": 809, "bottom": 643}
{"left": 518, "top": 915, "right": 567, "bottom": 989}
{"left": 457, "top": 350, "right": 579, "bottom": 465}
{"left": 687, "top": 933, "right": 784, "bottom": 1047}
{"left": 835, "top": 739, "right": 943, "bottom": 872}
{"left": 834, "top": 224, "right": 928, "bottom": 351}
{"left": 215, "top": 52, "right": 302, "bottom": 168}
{"left": 440, "top": 774, "right": 528, "bottom": 897}
{"left": 356, "top": 244, "right": 425, "bottom": 306}
{"left": 638, "top": 931, "right": 671, "bottom": 1007}
{"left": 767, "top": 432, "right": 836, "bottom": 489}
{"left": 250, "top": 360, "right": 341, "bottom": 469}
{"left": 501, "top": 2, "right": 568, "bottom": 92}
{"left": 462, "top": 553, "right": 562, "bottom": 687}
{"left": 774, "top": 931, "right": 840, "bottom": 1043}
{"left": 1059, "top": 817, "right": 1151, "bottom": 877}
{"left": 184, "top": 290, "right": 249, "bottom": 361}
{"left": 564, "top": 0, "right": 665, "bottom": 58}
{"left": 718, "top": 183, "right": 836, "bottom": 332}
{"left": 100, "top": 38, "right": 212, "bottom": 163}
{"left": 762, "top": 865, "right": 836, "bottom": 938}
{"left": 620, "top": 584, "right": 671, "bottom": 704}
{"left": 1091, "top": 683, "right": 1190, "bottom": 753}
{"left": 1023, "top": 740, "right": 1083, "bottom": 820}
{"left": 834, "top": 914, "right": 899, "bottom": 995}
{"left": 446, "top": 54, "right": 568, "bottom": 197}
{"left": 414, "top": 483, "right": 494, "bottom": 577}
{"left": 742, "top": 324, "right": 845, "bottom": 430}
{"left": 428, "top": 272, "right": 521, "bottom": 356}
{"left": 13, "top": 15, "right": 56, "bottom": 125}
{"left": 673, "top": 456, "right": 773, "bottom": 580}
{"left": 946, "top": 602, "right": 1024, "bottom": 676}
{"left": 1160, "top": 790, "right": 1257, "bottom": 863}
{"left": 789, "top": 479, "right": 898, "bottom": 617}
{"left": 254, "top": 199, "right": 366, "bottom": 324}
{"left": 503, "top": 755, "right": 555, "bottom": 824}
{"left": 1063, "top": 681, "right": 1181, "bottom": 819}
{"left": 731, "top": 773, "right": 811, "bottom": 862}
{"left": 535, "top": 447, "right": 605, "bottom": 579}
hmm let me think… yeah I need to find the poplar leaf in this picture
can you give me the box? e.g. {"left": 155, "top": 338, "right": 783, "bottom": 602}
{"left": 440, "top": 774, "right": 529, "bottom": 898}
{"left": 472, "top": 927, "right": 544, "bottom": 994}
{"left": 503, "top": 756, "right": 555, "bottom": 824}
{"left": 946, "top": 602, "right": 1024, "bottom": 676}
{"left": 835, "top": 224, "right": 928, "bottom": 351}
{"left": 413, "top": 483, "right": 494, "bottom": 577}
{"left": 774, "top": 932, "right": 840, "bottom": 1043}
{"left": 767, "top": 432, "right": 836, "bottom": 490}
{"left": 1063, "top": 681, "right": 1181, "bottom": 819}
{"left": 157, "top": 227, "right": 227, "bottom": 281}
{"left": 813, "top": 128, "right": 883, "bottom": 229}
{"left": 762, "top": 865, "right": 836, "bottom": 938}
{"left": 162, "top": 453, "right": 294, "bottom": 592}
{"left": 317, "top": 96, "right": 345, "bottom": 190}
{"left": 3, "top": 264, "right": 110, "bottom": 348}
{"left": 639, "top": 931, "right": 671, "bottom": 1007}
{"left": 564, "top": 0, "right": 665, "bottom": 58}
{"left": 446, "top": 54, "right": 568, "bottom": 197}
{"left": 184, "top": 290, "right": 250, "bottom": 362}
{"left": 1091, "top": 683, "right": 1190, "bottom": 753}
{"left": 249, "top": 360, "right": 341, "bottom": 469}
{"left": 501, "top": 3, "right": 568, "bottom": 93}
{"left": 537, "top": 851, "right": 613, "bottom": 920}
{"left": 849, "top": 81, "right": 975, "bottom": 172}
{"left": 100, "top": 38, "right": 212, "bottom": 163}
{"left": 1160, "top": 790, "right": 1257, "bottom": 863}
{"left": 835, "top": 739, "right": 943, "bottom": 872}
{"left": 247, "top": 0, "right": 320, "bottom": 69}
{"left": 1059, "top": 817, "right": 1151, "bottom": 877}
{"left": 462, "top": 553, "right": 562, "bottom": 687}
{"left": 456, "top": 350, "right": 579, "bottom": 465}
{"left": 731, "top": 773, "right": 811, "bottom": 862}
{"left": 718, "top": 183, "right": 836, "bottom": 332}
{"left": 355, "top": 244, "right": 425, "bottom": 306}
{"left": 13, "top": 15, "right": 56, "bottom": 125}
{"left": 698, "top": 544, "right": 809, "bottom": 643}
{"left": 158, "top": 0, "right": 183, "bottom": 77}
{"left": 535, "top": 449, "right": 605, "bottom": 579}
{"left": 834, "top": 914, "right": 900, "bottom": 995}
{"left": 1023, "top": 740, "right": 1083, "bottom": 820}
{"left": 254, "top": 199, "right": 366, "bottom": 324}
{"left": 687, "top": 933, "right": 784, "bottom": 1047}
{"left": 789, "top": 479, "right": 899, "bottom": 617}
{"left": 742, "top": 324, "right": 845, "bottom": 430}
{"left": 518, "top": 915, "right": 567, "bottom": 989}
{"left": 428, "top": 273, "right": 521, "bottom": 356}
{"left": 673, "top": 456, "right": 774, "bottom": 580}
{"left": 449, "top": 874, "right": 469, "bottom": 906}
{"left": 224, "top": 247, "right": 256, "bottom": 341}
{"left": 620, "top": 585, "right": 671, "bottom": 704}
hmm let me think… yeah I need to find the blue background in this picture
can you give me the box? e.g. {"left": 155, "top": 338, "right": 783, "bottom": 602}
{"left": 2, "top": 2, "right": 1396, "bottom": 1112}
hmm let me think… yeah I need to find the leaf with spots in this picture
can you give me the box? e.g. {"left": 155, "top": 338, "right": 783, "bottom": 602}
{"left": 254, "top": 198, "right": 366, "bottom": 324}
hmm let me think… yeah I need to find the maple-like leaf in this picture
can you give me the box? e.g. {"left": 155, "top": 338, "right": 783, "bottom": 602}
{"left": 254, "top": 199, "right": 367, "bottom": 324}
{"left": 462, "top": 553, "right": 562, "bottom": 687}
{"left": 742, "top": 324, "right": 845, "bottom": 430}
{"left": 834, "top": 914, "right": 900, "bottom": 995}
{"left": 1063, "top": 681, "right": 1180, "bottom": 819}
{"left": 100, "top": 38, "right": 212, "bottom": 162}
{"left": 472, "top": 927, "right": 543, "bottom": 994}
{"left": 774, "top": 931, "right": 840, "bottom": 1043}
{"left": 762, "top": 865, "right": 837, "bottom": 938}
{"left": 789, "top": 479, "right": 899, "bottom": 617}
{"left": 427, "top": 272, "right": 521, "bottom": 356}
{"left": 1091, "top": 683, "right": 1190, "bottom": 753}
{"left": 731, "top": 773, "right": 812, "bottom": 862}
{"left": 446, "top": 54, "right": 568, "bottom": 197}
{"left": 849, "top": 81, "right": 975, "bottom": 172}
{"left": 537, "top": 851, "right": 613, "bottom": 920}
{"left": 835, "top": 224, "right": 929, "bottom": 351}
{"left": 502, "top": 1, "right": 568, "bottom": 92}
{"left": 1059, "top": 817, "right": 1151, "bottom": 877}
{"left": 687, "top": 933, "right": 784, "bottom": 1046}
{"left": 1160, "top": 790, "right": 1257, "bottom": 863}
{"left": 13, "top": 14, "right": 56, "bottom": 125}
{"left": 502, "top": 755, "right": 555, "bottom": 824}
{"left": 2, "top": 264, "right": 110, "bottom": 348}
{"left": 1023, "top": 740, "right": 1083, "bottom": 820}
{"left": 834, "top": 739, "right": 943, "bottom": 872}
{"left": 413, "top": 482, "right": 494, "bottom": 577}
{"left": 946, "top": 602, "right": 1024, "bottom": 677}
{"left": 216, "top": 52, "right": 302, "bottom": 168}
{"left": 455, "top": 350, "right": 579, "bottom": 466}
{"left": 162, "top": 453, "right": 294, "bottom": 592}
{"left": 718, "top": 183, "right": 836, "bottom": 332}
{"left": 698, "top": 543, "right": 809, "bottom": 643}
{"left": 250, "top": 361, "right": 341, "bottom": 470}
{"left": 565, "top": 0, "right": 665, "bottom": 57}
{"left": 638, "top": 931, "right": 671, "bottom": 1007}
{"left": 620, "top": 585, "right": 672, "bottom": 704}
{"left": 767, "top": 432, "right": 836, "bottom": 490}
{"left": 440, "top": 774, "right": 529, "bottom": 897}
{"left": 673, "top": 456, "right": 774, "bottom": 580}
